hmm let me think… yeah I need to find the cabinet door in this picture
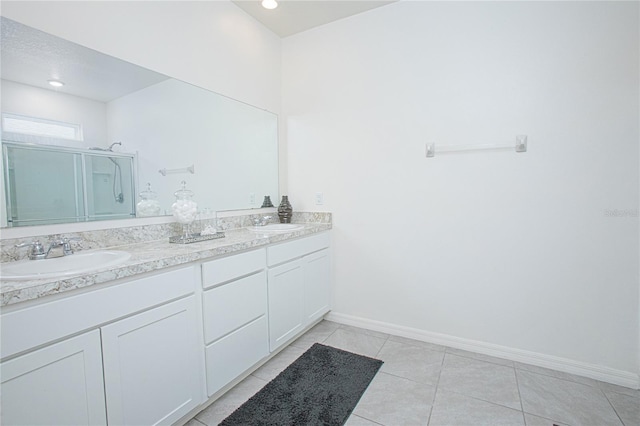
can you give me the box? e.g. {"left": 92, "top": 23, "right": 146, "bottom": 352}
{"left": 0, "top": 330, "right": 106, "bottom": 426}
{"left": 267, "top": 259, "right": 304, "bottom": 351}
{"left": 304, "top": 248, "right": 331, "bottom": 324}
{"left": 101, "top": 296, "right": 204, "bottom": 426}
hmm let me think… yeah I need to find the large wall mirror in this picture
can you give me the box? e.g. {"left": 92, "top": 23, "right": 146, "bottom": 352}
{"left": 0, "top": 17, "right": 279, "bottom": 228}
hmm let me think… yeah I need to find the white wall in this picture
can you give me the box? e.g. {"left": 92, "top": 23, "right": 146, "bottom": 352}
{"left": 283, "top": 1, "right": 639, "bottom": 378}
{"left": 107, "top": 79, "right": 278, "bottom": 213}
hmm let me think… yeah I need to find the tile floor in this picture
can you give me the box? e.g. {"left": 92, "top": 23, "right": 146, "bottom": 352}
{"left": 187, "top": 321, "right": 640, "bottom": 426}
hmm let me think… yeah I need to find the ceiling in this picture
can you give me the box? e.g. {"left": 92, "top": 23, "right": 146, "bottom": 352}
{"left": 1, "top": 17, "right": 169, "bottom": 102}
{"left": 231, "top": 0, "right": 397, "bottom": 37}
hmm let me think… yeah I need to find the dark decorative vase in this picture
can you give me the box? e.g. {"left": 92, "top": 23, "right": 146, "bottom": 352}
{"left": 261, "top": 195, "right": 274, "bottom": 208}
{"left": 277, "top": 195, "right": 293, "bottom": 223}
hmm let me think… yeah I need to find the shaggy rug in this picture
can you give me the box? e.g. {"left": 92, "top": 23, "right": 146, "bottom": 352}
{"left": 219, "top": 343, "right": 383, "bottom": 426}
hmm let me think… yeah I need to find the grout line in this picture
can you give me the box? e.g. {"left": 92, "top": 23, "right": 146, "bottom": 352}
{"left": 386, "top": 335, "right": 448, "bottom": 354}
{"left": 373, "top": 333, "right": 390, "bottom": 359}
{"left": 600, "top": 388, "right": 628, "bottom": 426}
{"left": 513, "top": 367, "right": 527, "bottom": 425}
{"left": 376, "top": 369, "right": 440, "bottom": 387}
{"left": 437, "top": 388, "right": 525, "bottom": 415}
{"left": 425, "top": 345, "right": 447, "bottom": 425}
{"left": 522, "top": 411, "right": 567, "bottom": 426}
{"left": 349, "top": 414, "right": 386, "bottom": 426}
{"left": 445, "top": 347, "right": 515, "bottom": 368}
{"left": 515, "top": 365, "right": 602, "bottom": 388}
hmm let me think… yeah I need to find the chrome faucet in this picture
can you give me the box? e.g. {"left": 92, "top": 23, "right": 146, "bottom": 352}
{"left": 252, "top": 215, "right": 273, "bottom": 226}
{"left": 16, "top": 238, "right": 81, "bottom": 260}
{"left": 15, "top": 240, "right": 47, "bottom": 260}
{"left": 45, "top": 238, "right": 77, "bottom": 258}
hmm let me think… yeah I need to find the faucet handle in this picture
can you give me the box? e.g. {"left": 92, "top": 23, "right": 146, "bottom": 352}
{"left": 15, "top": 240, "right": 46, "bottom": 260}
{"left": 61, "top": 237, "right": 81, "bottom": 255}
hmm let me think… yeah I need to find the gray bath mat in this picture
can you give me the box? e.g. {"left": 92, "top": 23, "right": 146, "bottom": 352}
{"left": 219, "top": 343, "right": 383, "bottom": 426}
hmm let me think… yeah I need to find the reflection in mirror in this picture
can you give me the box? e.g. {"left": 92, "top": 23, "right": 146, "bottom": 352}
{"left": 3, "top": 142, "right": 136, "bottom": 226}
{"left": 0, "top": 17, "right": 279, "bottom": 228}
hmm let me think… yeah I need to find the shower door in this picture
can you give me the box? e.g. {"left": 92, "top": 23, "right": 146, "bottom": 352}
{"left": 2, "top": 142, "right": 136, "bottom": 226}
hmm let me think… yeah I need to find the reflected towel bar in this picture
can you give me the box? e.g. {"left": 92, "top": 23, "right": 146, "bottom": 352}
{"left": 158, "top": 164, "right": 195, "bottom": 176}
{"left": 426, "top": 135, "right": 527, "bottom": 158}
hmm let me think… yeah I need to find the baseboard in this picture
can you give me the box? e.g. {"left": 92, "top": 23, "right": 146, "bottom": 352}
{"left": 325, "top": 311, "right": 640, "bottom": 390}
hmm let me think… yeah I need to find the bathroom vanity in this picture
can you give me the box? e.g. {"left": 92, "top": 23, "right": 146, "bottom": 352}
{"left": 0, "top": 220, "right": 331, "bottom": 425}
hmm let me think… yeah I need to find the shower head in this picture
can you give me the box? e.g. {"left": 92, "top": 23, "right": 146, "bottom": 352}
{"left": 89, "top": 142, "right": 122, "bottom": 152}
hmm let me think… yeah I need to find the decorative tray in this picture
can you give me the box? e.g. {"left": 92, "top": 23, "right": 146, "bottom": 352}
{"left": 169, "top": 232, "right": 225, "bottom": 244}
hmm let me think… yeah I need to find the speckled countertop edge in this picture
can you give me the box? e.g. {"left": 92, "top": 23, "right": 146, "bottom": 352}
{"left": 0, "top": 223, "right": 331, "bottom": 307}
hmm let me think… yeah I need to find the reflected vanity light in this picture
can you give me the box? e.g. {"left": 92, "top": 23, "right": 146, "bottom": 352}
{"left": 48, "top": 79, "right": 65, "bottom": 87}
{"left": 261, "top": 0, "right": 278, "bottom": 9}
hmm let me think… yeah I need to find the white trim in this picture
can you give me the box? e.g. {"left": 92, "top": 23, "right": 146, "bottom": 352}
{"left": 325, "top": 311, "right": 640, "bottom": 390}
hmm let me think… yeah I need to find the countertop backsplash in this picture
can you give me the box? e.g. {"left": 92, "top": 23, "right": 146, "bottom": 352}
{"left": 1, "top": 211, "right": 332, "bottom": 263}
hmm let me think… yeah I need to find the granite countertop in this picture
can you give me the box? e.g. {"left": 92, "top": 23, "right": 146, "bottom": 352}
{"left": 0, "top": 223, "right": 331, "bottom": 307}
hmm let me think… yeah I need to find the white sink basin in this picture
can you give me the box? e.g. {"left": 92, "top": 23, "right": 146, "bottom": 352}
{"left": 1, "top": 250, "right": 131, "bottom": 281}
{"left": 247, "top": 223, "right": 305, "bottom": 233}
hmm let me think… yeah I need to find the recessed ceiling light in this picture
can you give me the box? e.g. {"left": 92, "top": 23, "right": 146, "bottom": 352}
{"left": 261, "top": 0, "right": 278, "bottom": 10}
{"left": 48, "top": 80, "right": 64, "bottom": 87}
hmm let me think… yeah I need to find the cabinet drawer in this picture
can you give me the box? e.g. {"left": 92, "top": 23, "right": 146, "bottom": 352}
{"left": 202, "top": 249, "right": 265, "bottom": 289}
{"left": 205, "top": 316, "right": 268, "bottom": 397}
{"left": 267, "top": 233, "right": 330, "bottom": 267}
{"left": 203, "top": 271, "right": 267, "bottom": 344}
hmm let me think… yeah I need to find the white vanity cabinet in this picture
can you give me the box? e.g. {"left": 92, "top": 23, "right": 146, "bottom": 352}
{"left": 0, "top": 266, "right": 205, "bottom": 426}
{"left": 0, "top": 330, "right": 107, "bottom": 426}
{"left": 267, "top": 232, "right": 331, "bottom": 352}
{"left": 0, "top": 228, "right": 332, "bottom": 425}
{"left": 201, "top": 249, "right": 269, "bottom": 397}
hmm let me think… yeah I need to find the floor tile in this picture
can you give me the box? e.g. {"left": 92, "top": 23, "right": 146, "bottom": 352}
{"left": 429, "top": 389, "right": 525, "bottom": 426}
{"left": 339, "top": 324, "right": 390, "bottom": 340}
{"left": 515, "top": 361, "right": 599, "bottom": 387}
{"left": 353, "top": 372, "right": 435, "bottom": 425}
{"left": 437, "top": 353, "right": 521, "bottom": 410}
{"left": 194, "top": 375, "right": 267, "bottom": 425}
{"left": 387, "top": 334, "right": 447, "bottom": 352}
{"left": 377, "top": 339, "right": 444, "bottom": 385}
{"left": 523, "top": 412, "right": 568, "bottom": 426}
{"left": 323, "top": 328, "right": 387, "bottom": 358}
{"left": 598, "top": 380, "right": 640, "bottom": 399}
{"left": 183, "top": 418, "right": 206, "bottom": 426}
{"left": 289, "top": 320, "right": 340, "bottom": 350}
{"left": 344, "top": 414, "right": 383, "bottom": 425}
{"left": 251, "top": 345, "right": 306, "bottom": 382}
{"left": 517, "top": 370, "right": 623, "bottom": 426}
{"left": 606, "top": 391, "right": 640, "bottom": 426}
{"left": 446, "top": 346, "right": 514, "bottom": 367}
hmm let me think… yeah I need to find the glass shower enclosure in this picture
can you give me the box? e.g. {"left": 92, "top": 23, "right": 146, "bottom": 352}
{"left": 2, "top": 142, "right": 136, "bottom": 227}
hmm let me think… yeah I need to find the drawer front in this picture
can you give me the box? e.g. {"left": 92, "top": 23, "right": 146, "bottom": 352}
{"left": 202, "top": 271, "right": 267, "bottom": 344}
{"left": 202, "top": 249, "right": 266, "bottom": 289}
{"left": 1, "top": 266, "right": 196, "bottom": 361}
{"left": 205, "top": 316, "right": 268, "bottom": 397}
{"left": 267, "top": 232, "right": 330, "bottom": 267}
